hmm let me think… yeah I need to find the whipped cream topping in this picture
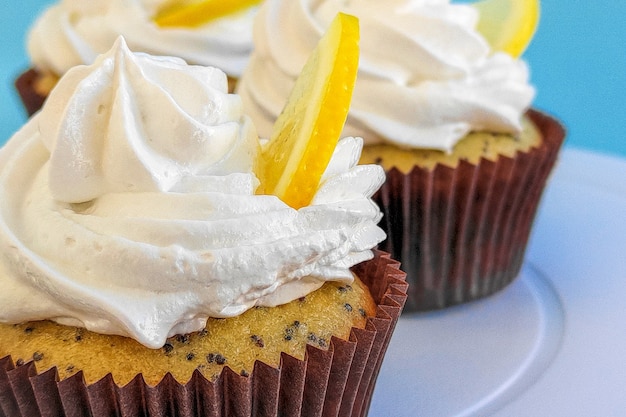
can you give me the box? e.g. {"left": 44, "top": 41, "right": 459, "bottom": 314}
{"left": 28, "top": 0, "right": 257, "bottom": 78}
{"left": 237, "top": 0, "right": 535, "bottom": 152}
{"left": 0, "top": 38, "right": 385, "bottom": 348}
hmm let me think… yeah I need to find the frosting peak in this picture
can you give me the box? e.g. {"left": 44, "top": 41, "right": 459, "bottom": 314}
{"left": 41, "top": 38, "right": 256, "bottom": 203}
{"left": 237, "top": 0, "right": 535, "bottom": 152}
{"left": 0, "top": 39, "right": 385, "bottom": 348}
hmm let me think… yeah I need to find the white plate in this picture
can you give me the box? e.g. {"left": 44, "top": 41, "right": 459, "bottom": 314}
{"left": 369, "top": 148, "right": 626, "bottom": 417}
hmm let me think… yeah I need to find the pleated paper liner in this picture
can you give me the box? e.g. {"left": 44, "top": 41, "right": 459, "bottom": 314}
{"left": 15, "top": 68, "right": 48, "bottom": 117}
{"left": 0, "top": 250, "right": 407, "bottom": 417}
{"left": 376, "top": 109, "right": 565, "bottom": 312}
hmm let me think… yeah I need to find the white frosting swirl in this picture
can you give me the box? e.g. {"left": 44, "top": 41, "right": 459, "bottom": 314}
{"left": 237, "top": 0, "right": 535, "bottom": 152}
{"left": 28, "top": 0, "right": 257, "bottom": 77}
{"left": 0, "top": 38, "right": 385, "bottom": 348}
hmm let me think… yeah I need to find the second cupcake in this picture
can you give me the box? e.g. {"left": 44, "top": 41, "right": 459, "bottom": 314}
{"left": 237, "top": 0, "right": 566, "bottom": 311}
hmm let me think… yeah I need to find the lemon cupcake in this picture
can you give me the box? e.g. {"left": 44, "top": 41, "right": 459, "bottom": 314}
{"left": 0, "top": 16, "right": 407, "bottom": 415}
{"left": 15, "top": 0, "right": 262, "bottom": 115}
{"left": 238, "top": 0, "right": 565, "bottom": 311}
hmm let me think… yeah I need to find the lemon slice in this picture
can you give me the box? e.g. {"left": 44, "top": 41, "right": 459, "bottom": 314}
{"left": 154, "top": 0, "right": 262, "bottom": 28}
{"left": 257, "top": 13, "right": 359, "bottom": 209}
{"left": 473, "top": 0, "right": 540, "bottom": 57}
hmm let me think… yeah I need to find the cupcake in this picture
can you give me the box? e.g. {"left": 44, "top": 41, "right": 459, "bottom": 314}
{"left": 15, "top": 0, "right": 262, "bottom": 115}
{"left": 0, "top": 30, "right": 407, "bottom": 416}
{"left": 237, "top": 0, "right": 565, "bottom": 311}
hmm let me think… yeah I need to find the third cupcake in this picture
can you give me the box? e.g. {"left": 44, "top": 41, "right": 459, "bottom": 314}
{"left": 16, "top": 0, "right": 262, "bottom": 115}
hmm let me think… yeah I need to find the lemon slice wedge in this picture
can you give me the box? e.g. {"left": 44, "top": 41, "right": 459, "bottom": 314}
{"left": 473, "top": 0, "right": 540, "bottom": 57}
{"left": 154, "top": 0, "right": 262, "bottom": 28}
{"left": 257, "top": 13, "right": 360, "bottom": 209}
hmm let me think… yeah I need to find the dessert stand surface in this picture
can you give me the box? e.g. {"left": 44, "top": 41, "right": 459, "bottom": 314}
{"left": 370, "top": 148, "right": 626, "bottom": 416}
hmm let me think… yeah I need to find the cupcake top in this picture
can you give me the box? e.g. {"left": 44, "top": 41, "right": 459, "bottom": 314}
{"left": 27, "top": 0, "right": 258, "bottom": 78}
{"left": 0, "top": 38, "right": 385, "bottom": 349}
{"left": 237, "top": 0, "right": 535, "bottom": 152}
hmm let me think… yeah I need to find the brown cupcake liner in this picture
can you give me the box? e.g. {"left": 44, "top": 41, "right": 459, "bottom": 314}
{"left": 376, "top": 109, "right": 565, "bottom": 312}
{"left": 0, "top": 250, "right": 407, "bottom": 417}
{"left": 15, "top": 68, "right": 48, "bottom": 117}
{"left": 227, "top": 76, "right": 239, "bottom": 94}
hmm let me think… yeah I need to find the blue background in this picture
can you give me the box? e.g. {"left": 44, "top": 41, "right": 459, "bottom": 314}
{"left": 1, "top": 1, "right": 625, "bottom": 159}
